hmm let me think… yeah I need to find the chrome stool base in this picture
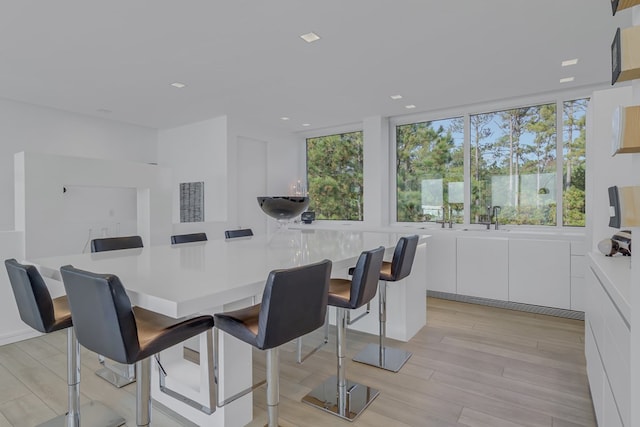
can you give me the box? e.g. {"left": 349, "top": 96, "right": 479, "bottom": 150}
{"left": 302, "top": 376, "right": 379, "bottom": 422}
{"left": 352, "top": 343, "right": 412, "bottom": 373}
{"left": 95, "top": 366, "right": 136, "bottom": 388}
{"left": 37, "top": 401, "right": 125, "bottom": 427}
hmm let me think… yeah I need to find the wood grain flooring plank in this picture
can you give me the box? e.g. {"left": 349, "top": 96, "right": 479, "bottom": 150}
{"left": 0, "top": 412, "right": 11, "bottom": 427}
{"left": 422, "top": 359, "right": 592, "bottom": 413}
{"left": 458, "top": 407, "right": 530, "bottom": 427}
{"left": 432, "top": 371, "right": 595, "bottom": 426}
{"left": 0, "top": 365, "right": 31, "bottom": 406}
{"left": 440, "top": 336, "right": 586, "bottom": 375}
{"left": 0, "top": 394, "right": 57, "bottom": 427}
{"left": 0, "top": 345, "right": 70, "bottom": 414}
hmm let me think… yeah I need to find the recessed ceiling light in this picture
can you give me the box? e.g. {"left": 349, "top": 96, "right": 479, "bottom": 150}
{"left": 280, "top": 117, "right": 290, "bottom": 121}
{"left": 302, "top": 123, "right": 311, "bottom": 127}
{"left": 390, "top": 95, "right": 403, "bottom": 100}
{"left": 561, "top": 58, "right": 579, "bottom": 67}
{"left": 559, "top": 77, "right": 575, "bottom": 83}
{"left": 300, "top": 32, "right": 320, "bottom": 43}
{"left": 405, "top": 104, "right": 416, "bottom": 109}
{"left": 170, "top": 82, "right": 187, "bottom": 88}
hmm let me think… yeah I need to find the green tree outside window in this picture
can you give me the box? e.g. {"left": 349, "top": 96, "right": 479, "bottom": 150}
{"left": 307, "top": 131, "right": 363, "bottom": 221}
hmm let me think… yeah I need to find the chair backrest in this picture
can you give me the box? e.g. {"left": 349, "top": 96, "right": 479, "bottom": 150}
{"left": 348, "top": 246, "right": 385, "bottom": 309}
{"left": 59, "top": 265, "right": 139, "bottom": 365}
{"left": 224, "top": 229, "right": 253, "bottom": 239}
{"left": 389, "top": 235, "right": 419, "bottom": 281}
{"left": 4, "top": 259, "right": 61, "bottom": 333}
{"left": 256, "top": 259, "right": 332, "bottom": 350}
{"left": 91, "top": 236, "right": 143, "bottom": 253}
{"left": 171, "top": 232, "right": 208, "bottom": 244}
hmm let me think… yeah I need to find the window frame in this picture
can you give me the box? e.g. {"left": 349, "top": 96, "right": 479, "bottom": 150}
{"left": 389, "top": 89, "right": 591, "bottom": 230}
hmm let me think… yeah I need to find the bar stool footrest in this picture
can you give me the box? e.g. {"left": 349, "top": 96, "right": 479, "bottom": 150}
{"left": 301, "top": 376, "right": 379, "bottom": 422}
{"left": 37, "top": 401, "right": 126, "bottom": 427}
{"left": 352, "top": 343, "right": 412, "bottom": 373}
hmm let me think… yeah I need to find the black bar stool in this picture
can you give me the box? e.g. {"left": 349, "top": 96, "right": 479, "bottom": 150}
{"left": 170, "top": 232, "right": 208, "bottom": 244}
{"left": 352, "top": 235, "right": 419, "bottom": 372}
{"left": 90, "top": 235, "right": 144, "bottom": 387}
{"left": 214, "top": 259, "right": 332, "bottom": 427}
{"left": 4, "top": 259, "right": 125, "bottom": 427}
{"left": 59, "top": 265, "right": 215, "bottom": 427}
{"left": 302, "top": 246, "right": 385, "bottom": 421}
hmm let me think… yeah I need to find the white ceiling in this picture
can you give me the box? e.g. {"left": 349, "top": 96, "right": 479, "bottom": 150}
{"left": 0, "top": 1, "right": 630, "bottom": 133}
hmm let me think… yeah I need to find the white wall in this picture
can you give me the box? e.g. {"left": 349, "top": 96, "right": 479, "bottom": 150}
{"left": 158, "top": 114, "right": 302, "bottom": 239}
{"left": 236, "top": 137, "right": 268, "bottom": 234}
{"left": 585, "top": 86, "right": 633, "bottom": 251}
{"left": 0, "top": 231, "right": 30, "bottom": 346}
{"left": 15, "top": 152, "right": 172, "bottom": 259}
{"left": 157, "top": 116, "right": 228, "bottom": 224}
{"left": 0, "top": 97, "right": 157, "bottom": 231}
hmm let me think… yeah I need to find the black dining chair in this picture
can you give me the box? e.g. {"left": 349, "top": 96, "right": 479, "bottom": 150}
{"left": 224, "top": 228, "right": 253, "bottom": 239}
{"left": 89, "top": 235, "right": 144, "bottom": 386}
{"left": 4, "top": 259, "right": 125, "bottom": 427}
{"left": 91, "top": 235, "right": 143, "bottom": 253}
{"left": 60, "top": 265, "right": 215, "bottom": 427}
{"left": 214, "top": 259, "right": 332, "bottom": 427}
{"left": 302, "top": 246, "right": 385, "bottom": 421}
{"left": 170, "top": 232, "right": 208, "bottom": 244}
{"left": 352, "top": 235, "right": 419, "bottom": 372}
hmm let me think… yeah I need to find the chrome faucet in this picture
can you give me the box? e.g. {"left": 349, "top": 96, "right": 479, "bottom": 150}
{"left": 479, "top": 205, "right": 492, "bottom": 229}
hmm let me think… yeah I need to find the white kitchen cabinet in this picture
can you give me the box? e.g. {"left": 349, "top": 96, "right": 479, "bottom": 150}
{"left": 508, "top": 239, "right": 570, "bottom": 309}
{"left": 456, "top": 236, "right": 508, "bottom": 300}
{"left": 425, "top": 233, "right": 457, "bottom": 293}
{"left": 585, "top": 254, "right": 630, "bottom": 426}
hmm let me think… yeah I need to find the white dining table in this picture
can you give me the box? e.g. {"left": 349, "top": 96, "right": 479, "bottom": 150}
{"left": 31, "top": 229, "right": 429, "bottom": 427}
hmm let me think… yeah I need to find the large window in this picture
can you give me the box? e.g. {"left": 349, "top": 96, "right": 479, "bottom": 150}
{"left": 395, "top": 97, "right": 589, "bottom": 227}
{"left": 396, "top": 118, "right": 464, "bottom": 223}
{"left": 306, "top": 131, "right": 363, "bottom": 220}
{"left": 563, "top": 99, "right": 588, "bottom": 226}
{"left": 471, "top": 104, "right": 557, "bottom": 226}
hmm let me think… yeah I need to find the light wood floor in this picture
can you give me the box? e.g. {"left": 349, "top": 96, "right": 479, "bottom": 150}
{"left": 0, "top": 298, "right": 595, "bottom": 427}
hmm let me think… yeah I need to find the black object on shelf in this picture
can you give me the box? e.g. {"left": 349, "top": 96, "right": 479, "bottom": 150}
{"left": 612, "top": 28, "right": 621, "bottom": 85}
{"left": 301, "top": 211, "right": 316, "bottom": 224}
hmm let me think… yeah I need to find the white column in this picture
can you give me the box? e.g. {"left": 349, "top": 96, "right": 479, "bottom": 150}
{"left": 363, "top": 116, "right": 390, "bottom": 226}
{"left": 629, "top": 8, "right": 640, "bottom": 427}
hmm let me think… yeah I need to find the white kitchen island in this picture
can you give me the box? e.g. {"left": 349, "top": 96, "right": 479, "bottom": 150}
{"left": 31, "top": 229, "right": 429, "bottom": 427}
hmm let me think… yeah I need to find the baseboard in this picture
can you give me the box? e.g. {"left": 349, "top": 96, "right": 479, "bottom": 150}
{"left": 427, "top": 290, "right": 585, "bottom": 320}
{"left": 0, "top": 328, "right": 41, "bottom": 346}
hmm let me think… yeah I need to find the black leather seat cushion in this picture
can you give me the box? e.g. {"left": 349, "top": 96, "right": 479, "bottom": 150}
{"left": 327, "top": 278, "right": 353, "bottom": 309}
{"left": 132, "top": 306, "right": 214, "bottom": 361}
{"left": 214, "top": 305, "right": 261, "bottom": 348}
{"left": 379, "top": 262, "right": 394, "bottom": 281}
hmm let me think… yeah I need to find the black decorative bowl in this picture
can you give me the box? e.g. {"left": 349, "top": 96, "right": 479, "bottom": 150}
{"left": 257, "top": 196, "right": 310, "bottom": 221}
